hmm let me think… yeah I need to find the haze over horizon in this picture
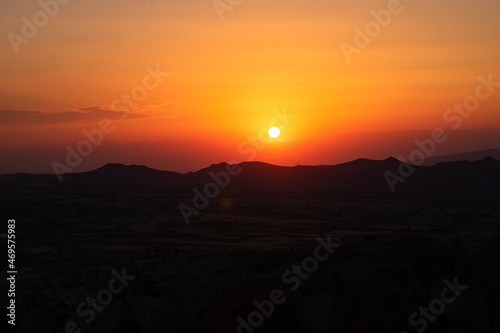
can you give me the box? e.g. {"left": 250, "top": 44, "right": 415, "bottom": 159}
{"left": 3, "top": 147, "right": 500, "bottom": 176}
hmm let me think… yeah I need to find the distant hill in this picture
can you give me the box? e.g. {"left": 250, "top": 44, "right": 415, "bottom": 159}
{"left": 1, "top": 156, "right": 499, "bottom": 195}
{"left": 416, "top": 148, "right": 500, "bottom": 166}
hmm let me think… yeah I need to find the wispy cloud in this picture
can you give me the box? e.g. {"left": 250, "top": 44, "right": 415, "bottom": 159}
{"left": 0, "top": 108, "right": 151, "bottom": 127}
{"left": 147, "top": 102, "right": 173, "bottom": 107}
{"left": 138, "top": 101, "right": 177, "bottom": 118}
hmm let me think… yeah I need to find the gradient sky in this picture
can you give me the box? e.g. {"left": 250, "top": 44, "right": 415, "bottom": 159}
{"left": 1, "top": 0, "right": 499, "bottom": 174}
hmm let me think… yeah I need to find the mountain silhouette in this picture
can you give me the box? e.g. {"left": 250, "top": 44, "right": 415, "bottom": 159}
{"left": 1, "top": 156, "right": 499, "bottom": 195}
{"left": 414, "top": 148, "right": 500, "bottom": 165}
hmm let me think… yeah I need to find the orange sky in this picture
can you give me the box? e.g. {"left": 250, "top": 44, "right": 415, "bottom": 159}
{"left": 1, "top": 0, "right": 499, "bottom": 174}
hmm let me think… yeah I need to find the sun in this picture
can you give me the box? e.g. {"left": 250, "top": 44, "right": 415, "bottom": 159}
{"left": 268, "top": 126, "right": 280, "bottom": 138}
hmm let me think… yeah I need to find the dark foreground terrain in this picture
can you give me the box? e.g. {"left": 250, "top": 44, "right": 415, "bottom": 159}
{"left": 1, "top": 158, "right": 500, "bottom": 333}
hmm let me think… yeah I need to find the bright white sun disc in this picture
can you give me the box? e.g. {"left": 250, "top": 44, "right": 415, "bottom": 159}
{"left": 268, "top": 126, "right": 280, "bottom": 138}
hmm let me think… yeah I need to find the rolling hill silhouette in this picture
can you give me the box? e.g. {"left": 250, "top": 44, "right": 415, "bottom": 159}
{"left": 1, "top": 156, "right": 499, "bottom": 195}
{"left": 417, "top": 148, "right": 500, "bottom": 165}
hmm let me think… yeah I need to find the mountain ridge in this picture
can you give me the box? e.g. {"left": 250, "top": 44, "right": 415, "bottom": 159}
{"left": 1, "top": 156, "right": 499, "bottom": 195}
